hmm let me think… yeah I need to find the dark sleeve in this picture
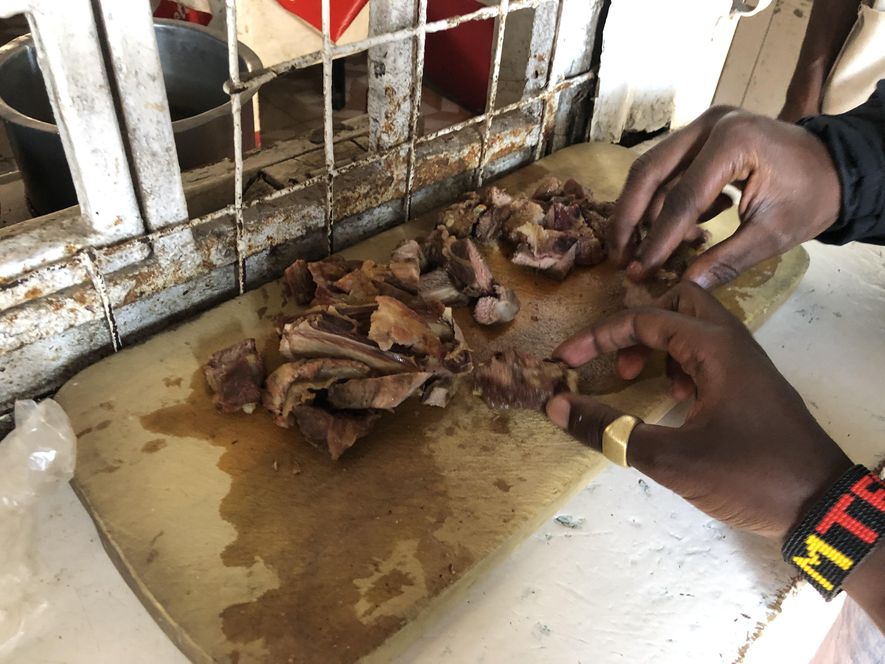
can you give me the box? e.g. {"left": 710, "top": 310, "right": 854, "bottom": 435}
{"left": 798, "top": 79, "right": 885, "bottom": 245}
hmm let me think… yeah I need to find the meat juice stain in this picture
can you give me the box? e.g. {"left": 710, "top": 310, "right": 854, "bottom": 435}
{"left": 461, "top": 246, "right": 629, "bottom": 394}
{"left": 141, "top": 438, "right": 167, "bottom": 454}
{"left": 141, "top": 367, "right": 473, "bottom": 663}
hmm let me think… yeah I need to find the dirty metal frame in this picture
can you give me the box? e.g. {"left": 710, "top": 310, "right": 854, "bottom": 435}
{"left": 221, "top": 0, "right": 578, "bottom": 293}
{"left": 0, "top": 0, "right": 600, "bottom": 423}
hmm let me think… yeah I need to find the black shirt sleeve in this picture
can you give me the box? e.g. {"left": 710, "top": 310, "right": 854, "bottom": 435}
{"left": 798, "top": 79, "right": 885, "bottom": 246}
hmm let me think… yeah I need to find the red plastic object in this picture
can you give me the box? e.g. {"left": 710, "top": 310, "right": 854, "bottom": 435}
{"left": 152, "top": 1, "right": 212, "bottom": 26}
{"left": 424, "top": 0, "right": 492, "bottom": 114}
{"left": 275, "top": 0, "right": 368, "bottom": 43}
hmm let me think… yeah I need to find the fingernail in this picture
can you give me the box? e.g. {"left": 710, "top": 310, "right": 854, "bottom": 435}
{"left": 546, "top": 396, "right": 570, "bottom": 429}
{"left": 689, "top": 273, "right": 712, "bottom": 290}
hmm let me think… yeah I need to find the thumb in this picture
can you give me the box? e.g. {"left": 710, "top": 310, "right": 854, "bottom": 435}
{"left": 684, "top": 223, "right": 780, "bottom": 290}
{"left": 546, "top": 393, "right": 677, "bottom": 475}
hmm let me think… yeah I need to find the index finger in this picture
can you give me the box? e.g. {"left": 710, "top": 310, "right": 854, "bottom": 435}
{"left": 609, "top": 107, "right": 735, "bottom": 266}
{"left": 553, "top": 307, "right": 719, "bottom": 385}
{"left": 652, "top": 281, "right": 741, "bottom": 328}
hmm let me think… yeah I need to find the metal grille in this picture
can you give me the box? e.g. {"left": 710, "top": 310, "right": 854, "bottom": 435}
{"left": 0, "top": 0, "right": 601, "bottom": 423}
{"left": 219, "top": 0, "right": 593, "bottom": 294}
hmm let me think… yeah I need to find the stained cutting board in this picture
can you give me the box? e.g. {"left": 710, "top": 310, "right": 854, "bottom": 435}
{"left": 56, "top": 143, "right": 809, "bottom": 663}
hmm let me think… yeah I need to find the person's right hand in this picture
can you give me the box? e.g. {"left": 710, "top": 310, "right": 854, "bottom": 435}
{"left": 609, "top": 107, "right": 842, "bottom": 289}
{"left": 546, "top": 282, "right": 852, "bottom": 541}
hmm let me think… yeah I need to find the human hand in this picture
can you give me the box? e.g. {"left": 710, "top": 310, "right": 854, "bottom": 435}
{"left": 546, "top": 282, "right": 852, "bottom": 541}
{"left": 608, "top": 107, "right": 842, "bottom": 289}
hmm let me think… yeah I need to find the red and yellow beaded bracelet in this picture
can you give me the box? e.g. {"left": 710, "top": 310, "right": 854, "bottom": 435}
{"left": 782, "top": 464, "right": 885, "bottom": 600}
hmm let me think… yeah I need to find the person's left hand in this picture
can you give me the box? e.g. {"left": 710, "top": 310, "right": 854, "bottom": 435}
{"left": 546, "top": 282, "right": 852, "bottom": 541}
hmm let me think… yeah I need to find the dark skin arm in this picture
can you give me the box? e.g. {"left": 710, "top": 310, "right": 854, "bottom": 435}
{"left": 780, "top": 0, "right": 861, "bottom": 122}
{"left": 546, "top": 283, "right": 884, "bottom": 630}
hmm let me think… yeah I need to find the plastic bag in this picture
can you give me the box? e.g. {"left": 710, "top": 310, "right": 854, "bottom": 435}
{"left": 0, "top": 399, "right": 76, "bottom": 657}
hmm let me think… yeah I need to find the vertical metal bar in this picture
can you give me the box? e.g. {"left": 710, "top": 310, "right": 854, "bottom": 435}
{"left": 403, "top": 0, "right": 428, "bottom": 221}
{"left": 321, "top": 0, "right": 335, "bottom": 254}
{"left": 80, "top": 250, "right": 121, "bottom": 351}
{"left": 475, "top": 0, "right": 511, "bottom": 188}
{"left": 94, "top": 0, "right": 188, "bottom": 231}
{"left": 367, "top": 2, "right": 419, "bottom": 151}
{"left": 19, "top": 0, "right": 143, "bottom": 241}
{"left": 534, "top": 0, "right": 567, "bottom": 160}
{"left": 225, "top": 0, "right": 246, "bottom": 292}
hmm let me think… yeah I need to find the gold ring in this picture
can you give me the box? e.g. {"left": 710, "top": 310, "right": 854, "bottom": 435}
{"left": 602, "top": 414, "right": 641, "bottom": 468}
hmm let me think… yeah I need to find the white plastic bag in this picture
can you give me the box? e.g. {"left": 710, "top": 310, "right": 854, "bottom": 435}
{"left": 0, "top": 399, "right": 76, "bottom": 657}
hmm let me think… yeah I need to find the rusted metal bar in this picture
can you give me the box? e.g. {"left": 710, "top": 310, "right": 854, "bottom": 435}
{"left": 535, "top": 0, "right": 566, "bottom": 159}
{"left": 475, "top": 0, "right": 511, "bottom": 188}
{"left": 225, "top": 0, "right": 246, "bottom": 293}
{"left": 367, "top": 1, "right": 418, "bottom": 151}
{"left": 222, "top": 68, "right": 596, "bottom": 211}
{"left": 321, "top": 0, "right": 335, "bottom": 253}
{"left": 80, "top": 249, "right": 121, "bottom": 351}
{"left": 403, "top": 0, "right": 428, "bottom": 221}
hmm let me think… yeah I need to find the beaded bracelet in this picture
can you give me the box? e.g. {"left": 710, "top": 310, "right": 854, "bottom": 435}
{"left": 782, "top": 464, "right": 885, "bottom": 600}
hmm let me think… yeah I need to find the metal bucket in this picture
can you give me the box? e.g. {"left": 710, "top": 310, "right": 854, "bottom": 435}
{"left": 0, "top": 19, "right": 261, "bottom": 216}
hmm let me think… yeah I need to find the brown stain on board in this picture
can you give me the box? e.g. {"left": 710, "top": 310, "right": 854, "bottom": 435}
{"left": 142, "top": 438, "right": 167, "bottom": 454}
{"left": 163, "top": 376, "right": 183, "bottom": 388}
{"left": 494, "top": 479, "right": 512, "bottom": 493}
{"left": 141, "top": 369, "right": 474, "bottom": 663}
{"left": 133, "top": 233, "right": 786, "bottom": 662}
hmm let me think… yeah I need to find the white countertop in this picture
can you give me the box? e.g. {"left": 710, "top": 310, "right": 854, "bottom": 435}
{"left": 6, "top": 240, "right": 884, "bottom": 663}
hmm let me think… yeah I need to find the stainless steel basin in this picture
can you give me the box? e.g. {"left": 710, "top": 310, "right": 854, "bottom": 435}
{"left": 0, "top": 19, "right": 261, "bottom": 216}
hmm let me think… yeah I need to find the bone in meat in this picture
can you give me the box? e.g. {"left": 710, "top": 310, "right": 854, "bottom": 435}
{"left": 390, "top": 239, "right": 429, "bottom": 273}
{"left": 291, "top": 406, "right": 382, "bottom": 461}
{"left": 445, "top": 238, "right": 494, "bottom": 297}
{"left": 439, "top": 194, "right": 486, "bottom": 238}
{"left": 327, "top": 372, "right": 433, "bottom": 410}
{"left": 368, "top": 296, "right": 443, "bottom": 357}
{"left": 511, "top": 224, "right": 579, "bottom": 280}
{"left": 262, "top": 358, "right": 371, "bottom": 426}
{"left": 421, "top": 376, "right": 456, "bottom": 408}
{"left": 502, "top": 199, "right": 545, "bottom": 243}
{"left": 474, "top": 349, "right": 577, "bottom": 411}
{"left": 473, "top": 285, "right": 520, "bottom": 325}
{"left": 283, "top": 259, "right": 315, "bottom": 305}
{"left": 481, "top": 185, "right": 513, "bottom": 208}
{"left": 280, "top": 316, "right": 419, "bottom": 374}
{"left": 542, "top": 202, "right": 585, "bottom": 232}
{"left": 474, "top": 206, "right": 509, "bottom": 243}
{"left": 418, "top": 269, "right": 471, "bottom": 307}
{"left": 203, "top": 339, "right": 265, "bottom": 414}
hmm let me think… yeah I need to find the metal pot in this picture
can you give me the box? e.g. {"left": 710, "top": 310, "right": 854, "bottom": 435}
{"left": 0, "top": 19, "right": 261, "bottom": 217}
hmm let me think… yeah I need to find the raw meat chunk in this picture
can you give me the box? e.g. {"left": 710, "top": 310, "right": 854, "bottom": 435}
{"left": 474, "top": 349, "right": 577, "bottom": 411}
{"left": 204, "top": 339, "right": 265, "bottom": 414}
